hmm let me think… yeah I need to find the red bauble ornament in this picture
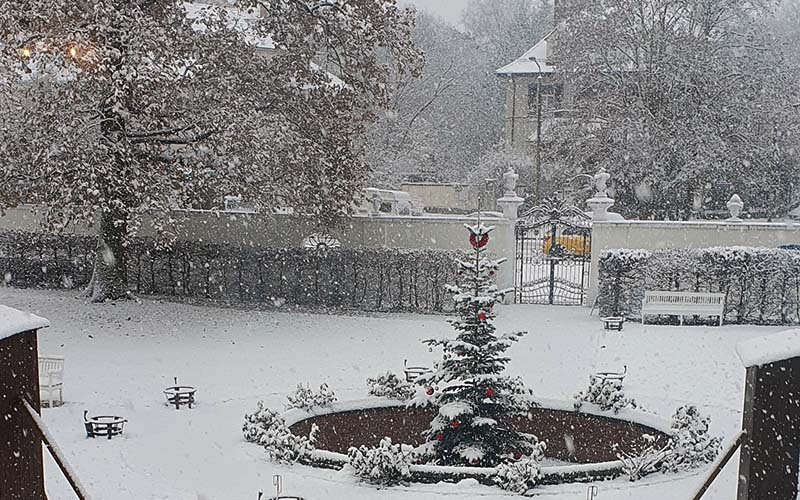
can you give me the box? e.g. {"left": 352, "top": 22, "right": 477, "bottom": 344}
{"left": 513, "top": 451, "right": 522, "bottom": 460}
{"left": 426, "top": 387, "right": 435, "bottom": 396}
{"left": 436, "top": 433, "right": 444, "bottom": 441}
{"left": 450, "top": 420, "right": 460, "bottom": 428}
{"left": 471, "top": 458, "right": 480, "bottom": 465}
{"left": 484, "top": 387, "right": 494, "bottom": 397}
{"left": 477, "top": 312, "right": 487, "bottom": 321}
{"left": 469, "top": 232, "right": 490, "bottom": 249}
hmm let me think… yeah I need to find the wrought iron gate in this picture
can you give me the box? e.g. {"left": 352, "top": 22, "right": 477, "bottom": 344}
{"left": 515, "top": 195, "right": 591, "bottom": 305}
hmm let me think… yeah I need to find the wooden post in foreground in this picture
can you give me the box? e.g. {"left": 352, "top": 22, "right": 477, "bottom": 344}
{"left": 0, "top": 306, "right": 49, "bottom": 500}
{"left": 736, "top": 330, "right": 800, "bottom": 500}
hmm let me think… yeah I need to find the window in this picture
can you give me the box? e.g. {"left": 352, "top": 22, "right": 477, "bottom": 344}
{"left": 528, "top": 82, "right": 564, "bottom": 115}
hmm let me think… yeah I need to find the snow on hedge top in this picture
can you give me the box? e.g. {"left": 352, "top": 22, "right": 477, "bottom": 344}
{"left": 0, "top": 305, "right": 49, "bottom": 340}
{"left": 737, "top": 329, "right": 800, "bottom": 368}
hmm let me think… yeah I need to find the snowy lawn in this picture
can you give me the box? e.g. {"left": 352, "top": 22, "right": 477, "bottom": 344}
{"left": 1, "top": 288, "right": 783, "bottom": 500}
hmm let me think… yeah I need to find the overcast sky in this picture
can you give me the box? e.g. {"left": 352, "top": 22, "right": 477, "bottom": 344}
{"left": 401, "top": 0, "right": 468, "bottom": 28}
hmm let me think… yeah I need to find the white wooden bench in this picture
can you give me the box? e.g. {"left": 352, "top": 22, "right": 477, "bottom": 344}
{"left": 39, "top": 355, "right": 64, "bottom": 407}
{"left": 642, "top": 291, "right": 725, "bottom": 326}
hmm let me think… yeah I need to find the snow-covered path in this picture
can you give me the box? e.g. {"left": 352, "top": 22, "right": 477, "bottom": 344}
{"left": 1, "top": 288, "right": 782, "bottom": 500}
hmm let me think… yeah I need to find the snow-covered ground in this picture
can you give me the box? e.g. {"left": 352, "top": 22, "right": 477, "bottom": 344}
{"left": 1, "top": 288, "right": 783, "bottom": 500}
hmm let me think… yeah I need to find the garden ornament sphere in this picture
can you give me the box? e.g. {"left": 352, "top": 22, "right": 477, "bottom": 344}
{"left": 470, "top": 233, "right": 489, "bottom": 249}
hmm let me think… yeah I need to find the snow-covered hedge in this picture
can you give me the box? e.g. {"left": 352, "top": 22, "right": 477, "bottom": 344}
{"left": 243, "top": 401, "right": 319, "bottom": 463}
{"left": 596, "top": 249, "right": 650, "bottom": 319}
{"left": 0, "top": 230, "right": 462, "bottom": 313}
{"left": 598, "top": 246, "right": 800, "bottom": 324}
{"left": 0, "top": 231, "right": 94, "bottom": 289}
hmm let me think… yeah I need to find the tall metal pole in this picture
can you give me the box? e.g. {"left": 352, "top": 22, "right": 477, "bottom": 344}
{"left": 529, "top": 56, "right": 543, "bottom": 203}
{"left": 536, "top": 72, "right": 543, "bottom": 203}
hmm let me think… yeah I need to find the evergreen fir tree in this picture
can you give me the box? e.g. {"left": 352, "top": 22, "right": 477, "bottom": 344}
{"left": 417, "top": 223, "right": 539, "bottom": 467}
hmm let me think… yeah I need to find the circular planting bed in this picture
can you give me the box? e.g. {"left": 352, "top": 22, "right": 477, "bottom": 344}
{"left": 285, "top": 398, "right": 672, "bottom": 485}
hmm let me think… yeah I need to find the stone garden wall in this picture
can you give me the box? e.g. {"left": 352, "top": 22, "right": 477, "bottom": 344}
{"left": 0, "top": 205, "right": 516, "bottom": 291}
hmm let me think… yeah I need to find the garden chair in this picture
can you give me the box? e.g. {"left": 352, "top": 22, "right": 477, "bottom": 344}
{"left": 38, "top": 355, "right": 64, "bottom": 407}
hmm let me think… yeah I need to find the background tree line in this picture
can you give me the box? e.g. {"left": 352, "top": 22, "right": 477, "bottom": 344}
{"left": 373, "top": 0, "right": 800, "bottom": 220}
{"left": 541, "top": 0, "right": 800, "bottom": 219}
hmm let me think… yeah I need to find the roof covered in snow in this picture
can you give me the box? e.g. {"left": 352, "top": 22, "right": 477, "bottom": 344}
{"left": 736, "top": 329, "right": 800, "bottom": 367}
{"left": 0, "top": 305, "right": 49, "bottom": 340}
{"left": 496, "top": 29, "right": 557, "bottom": 76}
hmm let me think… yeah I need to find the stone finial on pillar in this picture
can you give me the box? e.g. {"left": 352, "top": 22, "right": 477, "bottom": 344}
{"left": 497, "top": 168, "right": 524, "bottom": 222}
{"left": 586, "top": 168, "right": 615, "bottom": 221}
{"left": 502, "top": 168, "right": 519, "bottom": 197}
{"left": 726, "top": 194, "right": 744, "bottom": 222}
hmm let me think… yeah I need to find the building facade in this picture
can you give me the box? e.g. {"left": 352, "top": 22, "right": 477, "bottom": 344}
{"left": 495, "top": 1, "right": 578, "bottom": 156}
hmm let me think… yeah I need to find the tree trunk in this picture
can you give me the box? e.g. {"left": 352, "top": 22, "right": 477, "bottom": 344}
{"left": 85, "top": 209, "right": 128, "bottom": 302}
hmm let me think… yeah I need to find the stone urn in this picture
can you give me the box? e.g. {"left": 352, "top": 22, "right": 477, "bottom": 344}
{"left": 586, "top": 168, "right": 614, "bottom": 221}
{"left": 502, "top": 168, "right": 519, "bottom": 197}
{"left": 496, "top": 168, "right": 524, "bottom": 220}
{"left": 726, "top": 194, "right": 744, "bottom": 222}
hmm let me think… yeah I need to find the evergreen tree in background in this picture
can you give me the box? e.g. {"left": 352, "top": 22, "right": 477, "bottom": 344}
{"left": 418, "top": 223, "right": 541, "bottom": 467}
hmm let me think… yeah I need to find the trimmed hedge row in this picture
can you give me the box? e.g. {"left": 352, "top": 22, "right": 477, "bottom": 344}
{"left": 597, "top": 247, "right": 800, "bottom": 325}
{"left": 0, "top": 230, "right": 461, "bottom": 312}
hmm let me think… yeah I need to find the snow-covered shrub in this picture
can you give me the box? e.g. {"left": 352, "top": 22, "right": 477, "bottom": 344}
{"left": 493, "top": 441, "right": 547, "bottom": 494}
{"left": 285, "top": 383, "right": 337, "bottom": 410}
{"left": 574, "top": 375, "right": 637, "bottom": 414}
{"left": 662, "top": 405, "right": 721, "bottom": 472}
{"left": 366, "top": 372, "right": 415, "bottom": 400}
{"left": 615, "top": 434, "right": 670, "bottom": 481}
{"left": 242, "top": 401, "right": 319, "bottom": 463}
{"left": 507, "top": 375, "right": 538, "bottom": 409}
{"left": 347, "top": 437, "right": 413, "bottom": 485}
{"left": 615, "top": 406, "right": 721, "bottom": 481}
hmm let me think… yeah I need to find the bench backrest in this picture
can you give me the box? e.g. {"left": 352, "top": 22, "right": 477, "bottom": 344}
{"left": 39, "top": 355, "right": 64, "bottom": 375}
{"left": 643, "top": 291, "right": 725, "bottom": 306}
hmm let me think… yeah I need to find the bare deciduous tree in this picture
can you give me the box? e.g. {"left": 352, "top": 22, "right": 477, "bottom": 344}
{"left": 0, "top": 0, "right": 422, "bottom": 301}
{"left": 547, "top": 0, "right": 800, "bottom": 219}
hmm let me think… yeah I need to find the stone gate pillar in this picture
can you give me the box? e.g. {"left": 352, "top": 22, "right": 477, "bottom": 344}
{"left": 496, "top": 168, "right": 524, "bottom": 300}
